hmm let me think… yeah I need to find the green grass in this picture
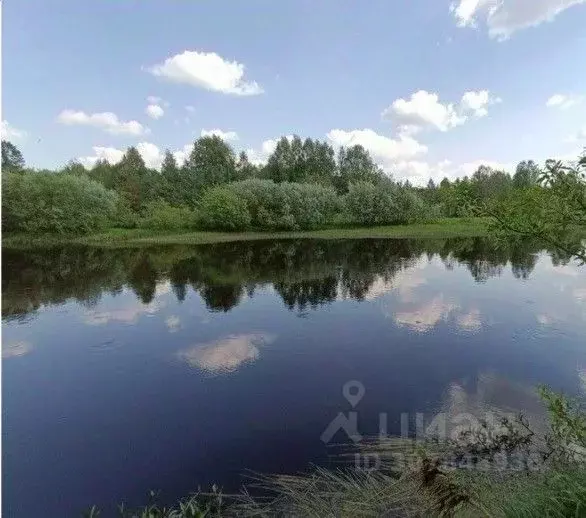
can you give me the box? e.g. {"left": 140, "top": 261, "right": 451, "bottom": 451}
{"left": 3, "top": 217, "right": 489, "bottom": 249}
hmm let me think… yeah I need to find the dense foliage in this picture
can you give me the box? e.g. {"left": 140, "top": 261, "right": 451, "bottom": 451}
{"left": 488, "top": 155, "right": 586, "bottom": 263}
{"left": 2, "top": 138, "right": 583, "bottom": 240}
{"left": 197, "top": 186, "right": 251, "bottom": 231}
{"left": 345, "top": 181, "right": 429, "bottom": 225}
{"left": 217, "top": 179, "right": 340, "bottom": 230}
{"left": 139, "top": 201, "right": 198, "bottom": 231}
{"left": 2, "top": 171, "right": 117, "bottom": 233}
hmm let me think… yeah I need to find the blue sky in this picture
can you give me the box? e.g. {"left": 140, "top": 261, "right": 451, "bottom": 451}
{"left": 3, "top": 0, "right": 586, "bottom": 184}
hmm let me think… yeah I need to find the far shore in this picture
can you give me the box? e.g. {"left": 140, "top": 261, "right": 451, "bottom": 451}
{"left": 2, "top": 217, "right": 490, "bottom": 249}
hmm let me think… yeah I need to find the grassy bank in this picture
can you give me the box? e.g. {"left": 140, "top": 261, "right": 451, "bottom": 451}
{"left": 91, "top": 387, "right": 586, "bottom": 517}
{"left": 3, "top": 217, "right": 489, "bottom": 248}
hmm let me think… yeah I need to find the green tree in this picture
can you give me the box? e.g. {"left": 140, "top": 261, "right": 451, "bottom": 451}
{"left": 336, "top": 145, "right": 382, "bottom": 193}
{"left": 198, "top": 186, "right": 251, "bottom": 231}
{"left": 2, "top": 172, "right": 117, "bottom": 233}
{"left": 235, "top": 151, "right": 258, "bottom": 181}
{"left": 61, "top": 159, "right": 87, "bottom": 177}
{"left": 114, "top": 147, "right": 147, "bottom": 211}
{"left": 513, "top": 159, "right": 541, "bottom": 189}
{"left": 160, "top": 150, "right": 183, "bottom": 205}
{"left": 264, "top": 136, "right": 336, "bottom": 185}
{"left": 470, "top": 165, "right": 513, "bottom": 205}
{"left": 2, "top": 140, "right": 25, "bottom": 172}
{"left": 489, "top": 154, "right": 586, "bottom": 263}
{"left": 183, "top": 136, "right": 236, "bottom": 197}
{"left": 303, "top": 139, "right": 336, "bottom": 185}
{"left": 88, "top": 159, "right": 116, "bottom": 189}
{"left": 265, "top": 136, "right": 294, "bottom": 183}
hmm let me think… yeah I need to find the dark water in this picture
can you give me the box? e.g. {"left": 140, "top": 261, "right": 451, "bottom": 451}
{"left": 3, "top": 238, "right": 586, "bottom": 516}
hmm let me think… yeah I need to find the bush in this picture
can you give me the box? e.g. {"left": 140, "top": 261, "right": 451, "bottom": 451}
{"left": 344, "top": 182, "right": 396, "bottom": 225}
{"left": 224, "top": 179, "right": 339, "bottom": 230}
{"left": 197, "top": 187, "right": 251, "bottom": 231}
{"left": 344, "top": 182, "right": 429, "bottom": 226}
{"left": 2, "top": 171, "right": 117, "bottom": 234}
{"left": 139, "top": 201, "right": 198, "bottom": 230}
{"left": 112, "top": 197, "right": 139, "bottom": 228}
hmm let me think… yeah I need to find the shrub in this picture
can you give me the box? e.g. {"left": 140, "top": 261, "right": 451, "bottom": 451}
{"left": 2, "top": 171, "right": 117, "bottom": 234}
{"left": 139, "top": 201, "right": 198, "bottom": 230}
{"left": 112, "top": 197, "right": 139, "bottom": 228}
{"left": 224, "top": 179, "right": 339, "bottom": 230}
{"left": 344, "top": 182, "right": 429, "bottom": 226}
{"left": 344, "top": 182, "right": 396, "bottom": 225}
{"left": 197, "top": 187, "right": 251, "bottom": 231}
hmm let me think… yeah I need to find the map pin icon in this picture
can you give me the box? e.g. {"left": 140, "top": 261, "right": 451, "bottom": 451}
{"left": 343, "top": 380, "right": 365, "bottom": 408}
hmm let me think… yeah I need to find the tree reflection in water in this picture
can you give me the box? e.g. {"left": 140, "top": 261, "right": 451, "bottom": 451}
{"left": 2, "top": 237, "right": 556, "bottom": 322}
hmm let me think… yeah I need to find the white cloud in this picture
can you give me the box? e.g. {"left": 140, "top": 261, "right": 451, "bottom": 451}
{"left": 451, "top": 0, "right": 586, "bottom": 40}
{"left": 185, "top": 105, "right": 196, "bottom": 113}
{"left": 136, "top": 142, "right": 165, "bottom": 169}
{"left": 57, "top": 110, "right": 147, "bottom": 136}
{"left": 456, "top": 309, "right": 483, "bottom": 332}
{"left": 395, "top": 296, "right": 457, "bottom": 332}
{"left": 390, "top": 158, "right": 514, "bottom": 185}
{"left": 147, "top": 95, "right": 162, "bottom": 104}
{"left": 382, "top": 89, "right": 499, "bottom": 133}
{"left": 78, "top": 146, "right": 125, "bottom": 168}
{"left": 2, "top": 340, "right": 33, "bottom": 359}
{"left": 84, "top": 298, "right": 164, "bottom": 325}
{"left": 461, "top": 90, "right": 500, "bottom": 116}
{"left": 173, "top": 143, "right": 193, "bottom": 165}
{"left": 363, "top": 264, "right": 427, "bottom": 301}
{"left": 451, "top": 0, "right": 484, "bottom": 27}
{"left": 148, "top": 50, "right": 263, "bottom": 96}
{"left": 391, "top": 160, "right": 455, "bottom": 184}
{"left": 457, "top": 159, "right": 514, "bottom": 176}
{"left": 1, "top": 120, "right": 27, "bottom": 140}
{"left": 146, "top": 104, "right": 164, "bottom": 119}
{"left": 326, "top": 128, "right": 427, "bottom": 171}
{"left": 165, "top": 315, "right": 181, "bottom": 333}
{"left": 78, "top": 142, "right": 162, "bottom": 169}
{"left": 546, "top": 93, "right": 584, "bottom": 110}
{"left": 176, "top": 333, "right": 275, "bottom": 374}
{"left": 383, "top": 91, "right": 465, "bottom": 133}
{"left": 79, "top": 141, "right": 197, "bottom": 170}
{"left": 246, "top": 135, "right": 294, "bottom": 165}
{"left": 200, "top": 129, "right": 239, "bottom": 141}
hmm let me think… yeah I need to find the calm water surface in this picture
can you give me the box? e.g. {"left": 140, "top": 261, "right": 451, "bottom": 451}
{"left": 3, "top": 238, "right": 586, "bottom": 516}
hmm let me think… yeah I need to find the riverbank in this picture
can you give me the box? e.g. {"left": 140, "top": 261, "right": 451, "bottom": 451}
{"left": 3, "top": 217, "right": 489, "bottom": 248}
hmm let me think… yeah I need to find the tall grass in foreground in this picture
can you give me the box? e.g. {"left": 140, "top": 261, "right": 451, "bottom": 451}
{"left": 87, "top": 386, "right": 585, "bottom": 517}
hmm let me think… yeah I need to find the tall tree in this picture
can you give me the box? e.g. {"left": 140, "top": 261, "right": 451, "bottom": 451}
{"left": 183, "top": 136, "right": 236, "bottom": 196}
{"left": 2, "top": 140, "right": 25, "bottom": 172}
{"left": 88, "top": 159, "right": 116, "bottom": 189}
{"left": 336, "top": 145, "right": 382, "bottom": 193}
{"left": 161, "top": 150, "right": 179, "bottom": 178}
{"left": 471, "top": 165, "right": 512, "bottom": 203}
{"left": 235, "top": 151, "right": 257, "bottom": 181}
{"left": 265, "top": 136, "right": 294, "bottom": 183}
{"left": 61, "top": 159, "right": 87, "bottom": 177}
{"left": 304, "top": 139, "right": 336, "bottom": 185}
{"left": 160, "top": 150, "right": 183, "bottom": 205}
{"left": 513, "top": 160, "right": 541, "bottom": 189}
{"left": 114, "top": 147, "right": 147, "bottom": 211}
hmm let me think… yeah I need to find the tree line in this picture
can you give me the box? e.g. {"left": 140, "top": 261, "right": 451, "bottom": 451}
{"left": 1, "top": 136, "right": 581, "bottom": 235}
{"left": 4, "top": 237, "right": 554, "bottom": 321}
